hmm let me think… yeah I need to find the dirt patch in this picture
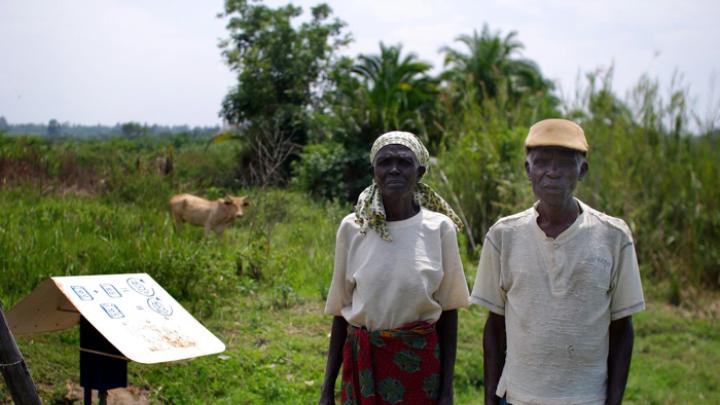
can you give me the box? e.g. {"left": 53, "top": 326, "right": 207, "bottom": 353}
{"left": 62, "top": 381, "right": 150, "bottom": 405}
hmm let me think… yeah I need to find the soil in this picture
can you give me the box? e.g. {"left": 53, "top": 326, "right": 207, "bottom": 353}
{"left": 62, "top": 381, "right": 150, "bottom": 405}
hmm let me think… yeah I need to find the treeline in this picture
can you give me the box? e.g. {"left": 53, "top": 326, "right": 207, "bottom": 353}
{"left": 0, "top": 116, "right": 219, "bottom": 140}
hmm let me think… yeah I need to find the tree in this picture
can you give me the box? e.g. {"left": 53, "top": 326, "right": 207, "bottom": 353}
{"left": 47, "top": 119, "right": 61, "bottom": 138}
{"left": 218, "top": 0, "right": 349, "bottom": 185}
{"left": 350, "top": 43, "right": 438, "bottom": 140}
{"left": 121, "top": 122, "right": 146, "bottom": 139}
{"left": 325, "top": 43, "right": 440, "bottom": 151}
{"left": 292, "top": 43, "right": 440, "bottom": 202}
{"left": 440, "top": 24, "right": 557, "bottom": 121}
{"left": 0, "top": 116, "right": 9, "bottom": 133}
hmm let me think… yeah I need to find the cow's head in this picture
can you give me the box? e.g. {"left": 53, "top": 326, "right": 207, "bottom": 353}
{"left": 224, "top": 196, "right": 249, "bottom": 218}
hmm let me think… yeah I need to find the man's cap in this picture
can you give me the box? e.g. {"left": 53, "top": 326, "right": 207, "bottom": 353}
{"left": 525, "top": 119, "right": 588, "bottom": 153}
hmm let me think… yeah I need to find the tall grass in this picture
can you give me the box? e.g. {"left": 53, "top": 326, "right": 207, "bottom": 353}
{"left": 434, "top": 72, "right": 720, "bottom": 292}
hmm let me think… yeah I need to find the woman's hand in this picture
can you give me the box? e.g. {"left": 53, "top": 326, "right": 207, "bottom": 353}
{"left": 318, "top": 316, "right": 348, "bottom": 405}
{"left": 318, "top": 393, "right": 335, "bottom": 405}
{"left": 437, "top": 392, "right": 454, "bottom": 405}
{"left": 437, "top": 310, "right": 459, "bottom": 405}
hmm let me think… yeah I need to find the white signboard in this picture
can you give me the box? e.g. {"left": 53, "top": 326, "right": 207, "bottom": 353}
{"left": 7, "top": 273, "right": 225, "bottom": 364}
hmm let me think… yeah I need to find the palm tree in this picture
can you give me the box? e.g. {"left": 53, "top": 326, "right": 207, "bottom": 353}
{"left": 349, "top": 43, "right": 438, "bottom": 138}
{"left": 441, "top": 24, "right": 554, "bottom": 106}
{"left": 316, "top": 44, "right": 440, "bottom": 201}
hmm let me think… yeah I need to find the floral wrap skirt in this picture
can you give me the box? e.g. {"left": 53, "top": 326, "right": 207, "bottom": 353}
{"left": 341, "top": 321, "right": 440, "bottom": 405}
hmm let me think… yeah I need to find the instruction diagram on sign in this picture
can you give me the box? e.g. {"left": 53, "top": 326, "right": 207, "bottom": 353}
{"left": 50, "top": 273, "right": 225, "bottom": 364}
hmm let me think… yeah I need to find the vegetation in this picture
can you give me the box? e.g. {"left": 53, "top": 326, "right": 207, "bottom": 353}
{"left": 0, "top": 184, "right": 717, "bottom": 404}
{"left": 217, "top": 0, "right": 349, "bottom": 185}
{"left": 0, "top": 117, "right": 218, "bottom": 140}
{"left": 1, "top": 0, "right": 718, "bottom": 402}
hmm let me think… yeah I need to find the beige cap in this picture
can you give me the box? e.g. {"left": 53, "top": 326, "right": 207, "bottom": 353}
{"left": 525, "top": 119, "right": 588, "bottom": 153}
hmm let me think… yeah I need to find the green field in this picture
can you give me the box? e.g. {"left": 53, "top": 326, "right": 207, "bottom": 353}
{"left": 2, "top": 1, "right": 719, "bottom": 402}
{"left": 1, "top": 189, "right": 718, "bottom": 404}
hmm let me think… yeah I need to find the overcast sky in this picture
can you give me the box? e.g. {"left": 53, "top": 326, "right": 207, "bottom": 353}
{"left": 1, "top": 0, "right": 718, "bottom": 126}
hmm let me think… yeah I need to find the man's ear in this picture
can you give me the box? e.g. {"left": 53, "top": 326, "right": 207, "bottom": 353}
{"left": 579, "top": 160, "right": 589, "bottom": 181}
{"left": 524, "top": 160, "right": 531, "bottom": 178}
{"left": 369, "top": 165, "right": 375, "bottom": 179}
{"left": 417, "top": 165, "right": 426, "bottom": 180}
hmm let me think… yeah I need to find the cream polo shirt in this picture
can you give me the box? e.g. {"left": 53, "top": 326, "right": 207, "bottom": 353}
{"left": 471, "top": 199, "right": 645, "bottom": 405}
{"left": 325, "top": 208, "right": 470, "bottom": 331}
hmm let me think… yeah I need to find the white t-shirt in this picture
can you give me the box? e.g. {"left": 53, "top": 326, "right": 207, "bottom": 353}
{"left": 325, "top": 208, "right": 470, "bottom": 331}
{"left": 471, "top": 199, "right": 645, "bottom": 405}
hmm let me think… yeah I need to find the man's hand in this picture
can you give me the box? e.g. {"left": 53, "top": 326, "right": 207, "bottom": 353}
{"left": 607, "top": 316, "right": 634, "bottom": 405}
{"left": 483, "top": 312, "right": 506, "bottom": 405}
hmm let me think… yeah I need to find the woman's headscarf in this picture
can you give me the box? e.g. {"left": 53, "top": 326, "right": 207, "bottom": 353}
{"left": 355, "top": 131, "right": 464, "bottom": 241}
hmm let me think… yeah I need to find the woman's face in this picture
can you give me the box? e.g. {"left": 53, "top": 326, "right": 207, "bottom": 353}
{"left": 372, "top": 144, "right": 425, "bottom": 200}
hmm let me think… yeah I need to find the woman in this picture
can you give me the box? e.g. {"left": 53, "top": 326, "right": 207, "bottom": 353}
{"left": 319, "top": 131, "right": 469, "bottom": 405}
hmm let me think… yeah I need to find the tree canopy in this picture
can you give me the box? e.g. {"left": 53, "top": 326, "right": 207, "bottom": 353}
{"left": 218, "top": 0, "right": 349, "bottom": 184}
{"left": 219, "top": 0, "right": 348, "bottom": 136}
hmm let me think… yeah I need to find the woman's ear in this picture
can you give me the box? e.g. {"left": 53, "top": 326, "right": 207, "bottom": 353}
{"left": 417, "top": 165, "right": 426, "bottom": 180}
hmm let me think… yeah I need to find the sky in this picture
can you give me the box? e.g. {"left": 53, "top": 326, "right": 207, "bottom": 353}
{"left": 1, "top": 0, "right": 718, "bottom": 127}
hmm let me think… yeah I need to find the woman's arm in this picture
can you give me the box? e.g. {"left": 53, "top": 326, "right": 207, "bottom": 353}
{"left": 437, "top": 309, "right": 459, "bottom": 405}
{"left": 319, "top": 316, "right": 348, "bottom": 405}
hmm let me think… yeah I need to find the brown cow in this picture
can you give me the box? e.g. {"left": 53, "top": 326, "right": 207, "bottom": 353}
{"left": 169, "top": 193, "right": 249, "bottom": 238}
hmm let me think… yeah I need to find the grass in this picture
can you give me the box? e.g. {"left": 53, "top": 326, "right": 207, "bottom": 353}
{"left": 1, "top": 189, "right": 718, "bottom": 404}
{"left": 5, "top": 295, "right": 719, "bottom": 403}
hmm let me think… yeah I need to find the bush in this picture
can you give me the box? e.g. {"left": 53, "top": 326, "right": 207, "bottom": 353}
{"left": 291, "top": 142, "right": 371, "bottom": 201}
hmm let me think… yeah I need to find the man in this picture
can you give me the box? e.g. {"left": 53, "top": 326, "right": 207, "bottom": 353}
{"left": 471, "top": 119, "right": 645, "bottom": 405}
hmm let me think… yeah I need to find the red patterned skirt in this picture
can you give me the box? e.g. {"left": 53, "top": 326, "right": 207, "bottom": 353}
{"left": 341, "top": 321, "right": 440, "bottom": 405}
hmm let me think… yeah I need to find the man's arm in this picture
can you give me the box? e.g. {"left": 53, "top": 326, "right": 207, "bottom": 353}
{"left": 319, "top": 316, "right": 348, "bottom": 405}
{"left": 483, "top": 312, "right": 506, "bottom": 405}
{"left": 437, "top": 309, "right": 459, "bottom": 405}
{"left": 607, "top": 316, "right": 634, "bottom": 405}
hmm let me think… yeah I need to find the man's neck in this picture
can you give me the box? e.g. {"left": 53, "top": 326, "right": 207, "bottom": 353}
{"left": 536, "top": 198, "right": 580, "bottom": 238}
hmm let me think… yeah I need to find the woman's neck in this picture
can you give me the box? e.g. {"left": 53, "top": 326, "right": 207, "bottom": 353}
{"left": 384, "top": 197, "right": 420, "bottom": 221}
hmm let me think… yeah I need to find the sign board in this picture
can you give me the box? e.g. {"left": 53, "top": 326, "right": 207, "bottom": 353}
{"left": 6, "top": 273, "right": 225, "bottom": 364}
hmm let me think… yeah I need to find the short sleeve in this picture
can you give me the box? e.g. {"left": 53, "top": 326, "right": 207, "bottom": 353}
{"left": 610, "top": 240, "right": 645, "bottom": 320}
{"left": 470, "top": 233, "right": 506, "bottom": 315}
{"left": 324, "top": 223, "right": 354, "bottom": 316}
{"left": 433, "top": 225, "right": 470, "bottom": 310}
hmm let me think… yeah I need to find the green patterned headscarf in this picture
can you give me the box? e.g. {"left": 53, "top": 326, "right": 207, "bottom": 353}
{"left": 355, "top": 131, "right": 463, "bottom": 241}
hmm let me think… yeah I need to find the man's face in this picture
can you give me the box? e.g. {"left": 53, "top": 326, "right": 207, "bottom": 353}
{"left": 372, "top": 144, "right": 425, "bottom": 199}
{"left": 525, "top": 147, "right": 588, "bottom": 207}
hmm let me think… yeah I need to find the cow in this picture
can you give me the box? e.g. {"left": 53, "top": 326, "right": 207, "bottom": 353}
{"left": 169, "top": 193, "right": 249, "bottom": 238}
